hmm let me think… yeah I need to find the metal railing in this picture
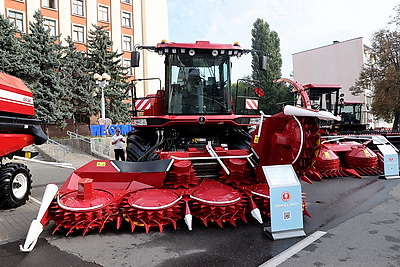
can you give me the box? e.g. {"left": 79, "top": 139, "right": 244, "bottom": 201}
{"left": 42, "top": 138, "right": 70, "bottom": 163}
{"left": 66, "top": 130, "right": 112, "bottom": 159}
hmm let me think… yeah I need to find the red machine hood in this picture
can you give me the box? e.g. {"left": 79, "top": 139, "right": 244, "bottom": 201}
{"left": 0, "top": 72, "right": 34, "bottom": 116}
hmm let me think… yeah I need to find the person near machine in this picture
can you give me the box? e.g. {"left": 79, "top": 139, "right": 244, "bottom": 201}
{"left": 112, "top": 128, "right": 126, "bottom": 161}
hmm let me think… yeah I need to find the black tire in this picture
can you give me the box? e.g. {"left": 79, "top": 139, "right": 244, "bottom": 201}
{"left": 0, "top": 163, "right": 32, "bottom": 209}
{"left": 126, "top": 130, "right": 155, "bottom": 162}
{"left": 228, "top": 127, "right": 252, "bottom": 150}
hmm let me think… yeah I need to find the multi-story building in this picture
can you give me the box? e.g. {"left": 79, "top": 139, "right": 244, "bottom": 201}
{"left": 0, "top": 0, "right": 168, "bottom": 97}
{"left": 292, "top": 37, "right": 391, "bottom": 129}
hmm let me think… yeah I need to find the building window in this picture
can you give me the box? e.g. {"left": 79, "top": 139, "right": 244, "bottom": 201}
{"left": 121, "top": 0, "right": 131, "bottom": 4}
{"left": 122, "top": 11, "right": 132, "bottom": 28}
{"left": 98, "top": 5, "right": 109, "bottom": 23}
{"left": 72, "top": 25, "right": 85, "bottom": 43}
{"left": 122, "top": 35, "right": 132, "bottom": 51}
{"left": 75, "top": 112, "right": 90, "bottom": 124}
{"left": 42, "top": 0, "right": 57, "bottom": 9}
{"left": 72, "top": 0, "right": 84, "bottom": 16}
{"left": 43, "top": 18, "right": 57, "bottom": 36}
{"left": 123, "top": 59, "right": 133, "bottom": 76}
{"left": 7, "top": 10, "right": 24, "bottom": 32}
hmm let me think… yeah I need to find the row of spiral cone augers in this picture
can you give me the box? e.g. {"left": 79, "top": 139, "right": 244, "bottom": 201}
{"left": 19, "top": 156, "right": 268, "bottom": 251}
{"left": 20, "top": 104, "right": 334, "bottom": 252}
{"left": 306, "top": 137, "right": 383, "bottom": 181}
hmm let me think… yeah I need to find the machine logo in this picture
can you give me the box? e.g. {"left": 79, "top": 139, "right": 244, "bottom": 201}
{"left": 281, "top": 191, "right": 291, "bottom": 202}
{"left": 198, "top": 116, "right": 206, "bottom": 124}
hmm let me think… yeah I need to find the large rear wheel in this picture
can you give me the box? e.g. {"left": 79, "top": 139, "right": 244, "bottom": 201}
{"left": 126, "top": 130, "right": 159, "bottom": 162}
{"left": 0, "top": 163, "right": 32, "bottom": 209}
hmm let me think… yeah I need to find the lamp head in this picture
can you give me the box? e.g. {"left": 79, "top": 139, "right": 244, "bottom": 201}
{"left": 102, "top": 73, "right": 111, "bottom": 81}
{"left": 93, "top": 73, "right": 101, "bottom": 80}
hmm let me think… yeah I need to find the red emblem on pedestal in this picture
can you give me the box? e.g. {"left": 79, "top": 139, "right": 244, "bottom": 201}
{"left": 282, "top": 191, "right": 291, "bottom": 202}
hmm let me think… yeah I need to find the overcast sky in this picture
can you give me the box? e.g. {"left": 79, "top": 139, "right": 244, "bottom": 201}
{"left": 167, "top": 0, "right": 398, "bottom": 81}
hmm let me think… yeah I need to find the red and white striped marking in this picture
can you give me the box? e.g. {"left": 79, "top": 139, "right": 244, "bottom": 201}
{"left": 135, "top": 99, "right": 151, "bottom": 111}
{"left": 245, "top": 98, "right": 259, "bottom": 110}
{"left": 0, "top": 88, "right": 33, "bottom": 107}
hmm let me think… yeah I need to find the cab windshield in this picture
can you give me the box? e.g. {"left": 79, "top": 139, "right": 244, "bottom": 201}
{"left": 339, "top": 104, "right": 362, "bottom": 124}
{"left": 166, "top": 53, "right": 231, "bottom": 114}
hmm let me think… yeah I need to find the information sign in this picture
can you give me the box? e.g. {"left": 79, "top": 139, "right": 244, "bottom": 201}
{"left": 263, "top": 165, "right": 306, "bottom": 240}
{"left": 377, "top": 145, "right": 400, "bottom": 179}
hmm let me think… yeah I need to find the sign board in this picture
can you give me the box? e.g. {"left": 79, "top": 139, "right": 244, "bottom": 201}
{"left": 263, "top": 165, "right": 306, "bottom": 240}
{"left": 377, "top": 145, "right": 400, "bottom": 179}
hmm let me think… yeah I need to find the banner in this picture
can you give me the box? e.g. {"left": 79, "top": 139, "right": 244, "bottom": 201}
{"left": 90, "top": 124, "right": 133, "bottom": 136}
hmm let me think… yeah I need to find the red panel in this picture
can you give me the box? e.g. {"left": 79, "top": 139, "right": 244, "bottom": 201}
{"left": 0, "top": 100, "right": 34, "bottom": 115}
{"left": 74, "top": 160, "right": 167, "bottom": 187}
{"left": 0, "top": 134, "right": 34, "bottom": 157}
{"left": 132, "top": 114, "right": 260, "bottom": 127}
{"left": 0, "top": 72, "right": 34, "bottom": 116}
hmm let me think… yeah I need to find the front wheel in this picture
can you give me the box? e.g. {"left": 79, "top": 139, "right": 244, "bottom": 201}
{"left": 0, "top": 163, "right": 32, "bottom": 209}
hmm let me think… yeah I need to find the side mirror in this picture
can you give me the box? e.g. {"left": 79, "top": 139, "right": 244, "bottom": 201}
{"left": 131, "top": 51, "right": 140, "bottom": 67}
{"left": 259, "top": 55, "right": 267, "bottom": 71}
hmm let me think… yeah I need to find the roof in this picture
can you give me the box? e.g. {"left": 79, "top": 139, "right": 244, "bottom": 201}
{"left": 303, "top": 83, "right": 342, "bottom": 90}
{"left": 0, "top": 72, "right": 31, "bottom": 94}
{"left": 292, "top": 37, "right": 363, "bottom": 55}
{"left": 156, "top": 41, "right": 243, "bottom": 51}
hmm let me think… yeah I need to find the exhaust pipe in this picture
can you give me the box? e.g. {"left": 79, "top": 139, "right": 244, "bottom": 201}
{"left": 20, "top": 183, "right": 59, "bottom": 252}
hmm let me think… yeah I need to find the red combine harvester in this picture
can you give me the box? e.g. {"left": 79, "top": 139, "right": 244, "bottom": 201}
{"left": 0, "top": 72, "right": 47, "bottom": 209}
{"left": 274, "top": 79, "right": 385, "bottom": 180}
{"left": 21, "top": 41, "right": 348, "bottom": 252}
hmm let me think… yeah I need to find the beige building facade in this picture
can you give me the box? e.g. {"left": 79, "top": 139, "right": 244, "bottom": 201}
{"left": 0, "top": 0, "right": 168, "bottom": 96}
{"left": 292, "top": 37, "right": 390, "bottom": 129}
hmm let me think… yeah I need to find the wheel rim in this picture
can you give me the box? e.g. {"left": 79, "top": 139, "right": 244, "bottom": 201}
{"left": 12, "top": 172, "right": 28, "bottom": 199}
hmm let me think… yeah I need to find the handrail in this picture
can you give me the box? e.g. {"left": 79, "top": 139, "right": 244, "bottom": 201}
{"left": 67, "top": 130, "right": 91, "bottom": 142}
{"left": 42, "top": 138, "right": 70, "bottom": 163}
{"left": 66, "top": 130, "right": 112, "bottom": 159}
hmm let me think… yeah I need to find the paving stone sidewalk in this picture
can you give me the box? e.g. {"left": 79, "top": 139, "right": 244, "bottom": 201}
{"left": 0, "top": 145, "right": 101, "bottom": 245}
{"left": 36, "top": 143, "right": 102, "bottom": 169}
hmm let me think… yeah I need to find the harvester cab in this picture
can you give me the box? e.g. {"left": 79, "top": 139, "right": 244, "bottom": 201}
{"left": 126, "top": 41, "right": 266, "bottom": 161}
{"left": 302, "top": 83, "right": 367, "bottom": 132}
{"left": 130, "top": 40, "right": 266, "bottom": 116}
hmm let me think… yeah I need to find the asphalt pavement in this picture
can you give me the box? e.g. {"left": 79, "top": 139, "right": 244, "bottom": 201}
{"left": 1, "top": 144, "right": 400, "bottom": 266}
{"left": 267, "top": 179, "right": 400, "bottom": 267}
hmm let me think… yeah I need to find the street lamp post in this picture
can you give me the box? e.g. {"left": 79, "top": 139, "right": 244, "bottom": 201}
{"left": 93, "top": 73, "right": 111, "bottom": 120}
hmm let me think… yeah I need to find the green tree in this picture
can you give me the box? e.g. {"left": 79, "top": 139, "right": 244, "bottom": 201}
{"left": 61, "top": 37, "right": 98, "bottom": 130}
{"left": 351, "top": 6, "right": 400, "bottom": 131}
{"left": 0, "top": 14, "right": 24, "bottom": 76}
{"left": 251, "top": 18, "right": 291, "bottom": 114}
{"left": 86, "top": 25, "right": 130, "bottom": 123}
{"left": 20, "top": 11, "right": 72, "bottom": 127}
